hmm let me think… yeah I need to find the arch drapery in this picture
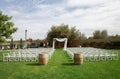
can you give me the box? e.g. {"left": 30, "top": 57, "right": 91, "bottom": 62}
{"left": 52, "top": 38, "right": 67, "bottom": 50}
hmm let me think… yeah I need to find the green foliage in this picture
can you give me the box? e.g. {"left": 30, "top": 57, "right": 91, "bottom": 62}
{"left": 93, "top": 30, "right": 108, "bottom": 39}
{"left": 0, "top": 37, "right": 6, "bottom": 42}
{"left": 82, "top": 36, "right": 120, "bottom": 49}
{"left": 0, "top": 11, "right": 17, "bottom": 42}
{"left": 47, "top": 24, "right": 70, "bottom": 41}
{"left": 10, "top": 38, "right": 14, "bottom": 49}
{"left": 47, "top": 24, "right": 81, "bottom": 47}
{"left": 101, "top": 30, "right": 108, "bottom": 38}
{"left": 93, "top": 30, "right": 101, "bottom": 39}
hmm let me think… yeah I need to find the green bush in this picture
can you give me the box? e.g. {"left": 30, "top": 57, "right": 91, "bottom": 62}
{"left": 82, "top": 38, "right": 120, "bottom": 49}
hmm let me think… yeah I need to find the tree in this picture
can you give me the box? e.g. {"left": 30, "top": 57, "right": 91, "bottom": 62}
{"left": 10, "top": 38, "right": 14, "bottom": 49}
{"left": 101, "top": 30, "right": 108, "bottom": 39}
{"left": 81, "top": 33, "right": 87, "bottom": 40}
{"left": 47, "top": 24, "right": 70, "bottom": 47}
{"left": 79, "top": 33, "right": 87, "bottom": 46}
{"left": 93, "top": 30, "right": 101, "bottom": 39}
{"left": 93, "top": 30, "right": 108, "bottom": 39}
{"left": 0, "top": 11, "right": 17, "bottom": 42}
{"left": 47, "top": 24, "right": 70, "bottom": 41}
{"left": 20, "top": 38, "right": 23, "bottom": 49}
{"left": 46, "top": 24, "right": 81, "bottom": 47}
{"left": 68, "top": 26, "right": 81, "bottom": 47}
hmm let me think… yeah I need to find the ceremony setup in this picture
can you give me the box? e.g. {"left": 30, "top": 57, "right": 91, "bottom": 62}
{"left": 2, "top": 38, "right": 119, "bottom": 65}
{"left": 0, "top": 0, "right": 120, "bottom": 79}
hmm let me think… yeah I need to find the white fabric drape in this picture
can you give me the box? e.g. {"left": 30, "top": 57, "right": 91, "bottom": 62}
{"left": 53, "top": 38, "right": 67, "bottom": 50}
{"left": 52, "top": 40, "right": 55, "bottom": 49}
{"left": 55, "top": 38, "right": 66, "bottom": 42}
{"left": 64, "top": 38, "right": 67, "bottom": 50}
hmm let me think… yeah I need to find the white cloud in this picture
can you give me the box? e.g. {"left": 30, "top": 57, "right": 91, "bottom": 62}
{"left": 4, "top": 0, "right": 15, "bottom": 2}
{"left": 66, "top": 0, "right": 109, "bottom": 7}
{"left": 2, "top": 0, "right": 120, "bottom": 40}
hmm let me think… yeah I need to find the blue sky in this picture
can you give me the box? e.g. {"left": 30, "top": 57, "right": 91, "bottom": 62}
{"left": 0, "top": 0, "right": 120, "bottom": 40}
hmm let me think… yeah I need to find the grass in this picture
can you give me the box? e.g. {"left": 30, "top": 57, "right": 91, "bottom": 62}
{"left": 0, "top": 49, "right": 120, "bottom": 79}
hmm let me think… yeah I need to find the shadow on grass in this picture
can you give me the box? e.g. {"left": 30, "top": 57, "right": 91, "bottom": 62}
{"left": 62, "top": 63, "right": 81, "bottom": 66}
{"left": 67, "top": 59, "right": 73, "bottom": 62}
{"left": 26, "top": 63, "right": 45, "bottom": 66}
{"left": 0, "top": 60, "right": 3, "bottom": 62}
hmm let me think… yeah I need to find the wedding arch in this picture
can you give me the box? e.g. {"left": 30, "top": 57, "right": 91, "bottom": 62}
{"left": 52, "top": 38, "right": 68, "bottom": 50}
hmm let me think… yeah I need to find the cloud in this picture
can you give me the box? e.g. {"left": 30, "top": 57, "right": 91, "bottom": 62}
{"left": 66, "top": 0, "right": 112, "bottom": 7}
{"left": 1, "top": 0, "right": 120, "bottom": 40}
{"left": 4, "top": 0, "right": 15, "bottom": 2}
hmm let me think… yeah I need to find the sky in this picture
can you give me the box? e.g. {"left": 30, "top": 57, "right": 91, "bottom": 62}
{"left": 0, "top": 0, "right": 120, "bottom": 40}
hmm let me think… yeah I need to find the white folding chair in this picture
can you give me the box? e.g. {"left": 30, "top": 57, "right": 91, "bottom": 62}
{"left": 14, "top": 52, "right": 21, "bottom": 61}
{"left": 30, "top": 53, "right": 38, "bottom": 62}
{"left": 3, "top": 53, "right": 10, "bottom": 62}
{"left": 93, "top": 54, "right": 99, "bottom": 61}
{"left": 9, "top": 52, "right": 16, "bottom": 62}
{"left": 112, "top": 52, "right": 119, "bottom": 60}
{"left": 20, "top": 53, "right": 26, "bottom": 61}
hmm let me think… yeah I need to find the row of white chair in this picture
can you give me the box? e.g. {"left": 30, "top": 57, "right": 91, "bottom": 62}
{"left": 3, "top": 52, "right": 38, "bottom": 62}
{"left": 3, "top": 48, "right": 54, "bottom": 62}
{"left": 83, "top": 53, "right": 118, "bottom": 61}
{"left": 67, "top": 47, "right": 119, "bottom": 61}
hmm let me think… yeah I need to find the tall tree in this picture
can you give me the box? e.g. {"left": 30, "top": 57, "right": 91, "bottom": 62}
{"left": 0, "top": 11, "right": 17, "bottom": 42}
{"left": 46, "top": 24, "right": 81, "bottom": 47}
{"left": 47, "top": 24, "right": 70, "bottom": 42}
{"left": 20, "top": 38, "right": 23, "bottom": 49}
{"left": 81, "top": 33, "right": 87, "bottom": 40}
{"left": 93, "top": 30, "right": 108, "bottom": 39}
{"left": 10, "top": 38, "right": 14, "bottom": 49}
{"left": 101, "top": 30, "right": 108, "bottom": 39}
{"left": 93, "top": 30, "right": 101, "bottom": 39}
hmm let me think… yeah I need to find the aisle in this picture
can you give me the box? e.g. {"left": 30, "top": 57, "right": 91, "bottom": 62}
{"left": 48, "top": 49, "right": 73, "bottom": 65}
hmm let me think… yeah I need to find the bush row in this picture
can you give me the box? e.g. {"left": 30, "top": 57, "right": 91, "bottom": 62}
{"left": 82, "top": 38, "right": 120, "bottom": 49}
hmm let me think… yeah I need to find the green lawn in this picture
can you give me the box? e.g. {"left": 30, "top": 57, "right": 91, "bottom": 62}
{"left": 0, "top": 49, "right": 120, "bottom": 79}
